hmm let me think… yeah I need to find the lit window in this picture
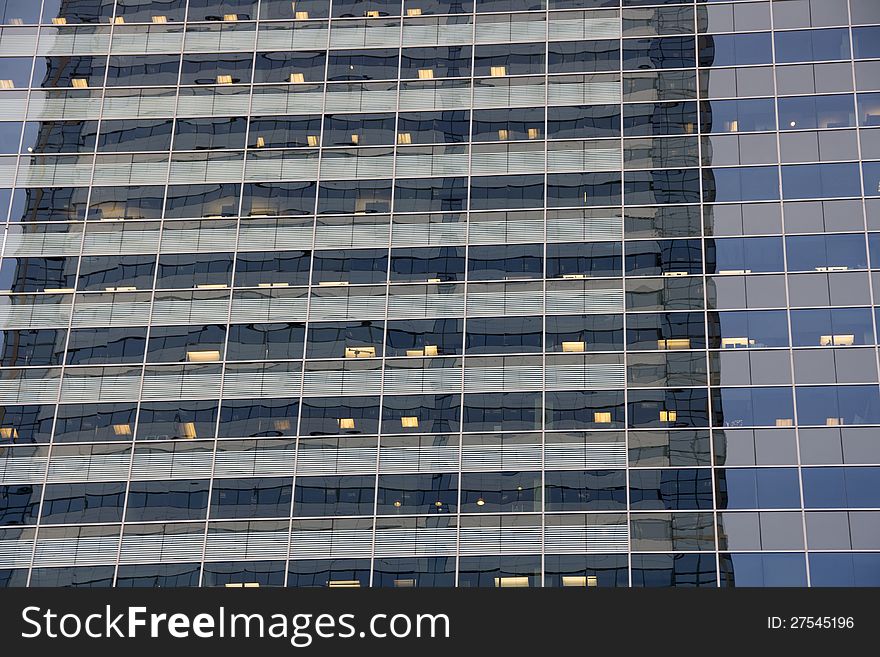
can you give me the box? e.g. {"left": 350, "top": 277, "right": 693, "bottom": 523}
{"left": 0, "top": 80, "right": 13, "bottom": 89}
{"left": 663, "top": 271, "right": 688, "bottom": 277}
{"left": 337, "top": 418, "right": 355, "bottom": 429}
{"left": 418, "top": 69, "right": 434, "bottom": 80}
{"left": 344, "top": 346, "right": 376, "bottom": 358}
{"left": 407, "top": 8, "right": 423, "bottom": 16}
{"left": 104, "top": 286, "right": 137, "bottom": 292}
{"left": 328, "top": 580, "right": 361, "bottom": 588}
{"left": 562, "top": 341, "right": 585, "bottom": 353}
{"left": 52, "top": 17, "right": 67, "bottom": 25}
{"left": 718, "top": 269, "right": 751, "bottom": 275}
{"left": 815, "top": 266, "right": 848, "bottom": 272}
{"left": 727, "top": 120, "right": 739, "bottom": 132}
{"left": 44, "top": 287, "right": 75, "bottom": 293}
{"left": 497, "top": 129, "right": 509, "bottom": 140}
{"left": 528, "top": 127, "right": 540, "bottom": 139}
{"left": 819, "top": 334, "right": 855, "bottom": 346}
{"left": 216, "top": 75, "right": 233, "bottom": 84}
{"left": 364, "top": 11, "right": 381, "bottom": 17}
{"left": 307, "top": 135, "right": 319, "bottom": 146}
{"left": 113, "top": 16, "right": 125, "bottom": 24}
{"left": 225, "top": 583, "right": 260, "bottom": 588}
{"left": 295, "top": 12, "right": 310, "bottom": 20}
{"left": 775, "top": 418, "right": 793, "bottom": 427}
{"left": 289, "top": 72, "right": 305, "bottom": 83}
{"left": 0, "top": 428, "right": 19, "bottom": 440}
{"left": 826, "top": 417, "right": 843, "bottom": 426}
{"left": 350, "top": 134, "right": 360, "bottom": 145}
{"left": 721, "top": 337, "right": 753, "bottom": 349}
{"left": 490, "top": 66, "right": 507, "bottom": 77}
{"left": 254, "top": 136, "right": 265, "bottom": 148}
{"left": 494, "top": 577, "right": 529, "bottom": 588}
{"left": 593, "top": 412, "right": 612, "bottom": 424}
{"left": 660, "top": 410, "right": 677, "bottom": 423}
{"left": 186, "top": 350, "right": 220, "bottom": 362}
{"left": 258, "top": 282, "right": 290, "bottom": 288}
{"left": 562, "top": 576, "right": 598, "bottom": 587}
{"left": 423, "top": 345, "right": 438, "bottom": 356}
{"left": 180, "top": 422, "right": 197, "bottom": 439}
{"left": 658, "top": 339, "right": 691, "bottom": 350}
{"left": 274, "top": 420, "right": 292, "bottom": 431}
{"left": 401, "top": 416, "right": 419, "bottom": 428}
{"left": 72, "top": 78, "right": 89, "bottom": 88}
{"left": 223, "top": 14, "right": 238, "bottom": 21}
{"left": 112, "top": 424, "right": 132, "bottom": 436}
{"left": 152, "top": 15, "right": 168, "bottom": 23}
{"left": 318, "top": 281, "right": 348, "bottom": 286}
{"left": 394, "top": 579, "right": 416, "bottom": 587}
{"left": 196, "top": 284, "right": 228, "bottom": 289}
{"left": 397, "top": 132, "right": 412, "bottom": 144}
{"left": 8, "top": 19, "right": 23, "bottom": 25}
{"left": 562, "top": 274, "right": 586, "bottom": 279}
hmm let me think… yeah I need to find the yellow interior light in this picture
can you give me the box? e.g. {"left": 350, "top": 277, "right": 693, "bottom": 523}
{"left": 186, "top": 350, "right": 220, "bottom": 362}
{"left": 494, "top": 577, "right": 529, "bottom": 588}
{"left": 344, "top": 346, "right": 376, "bottom": 358}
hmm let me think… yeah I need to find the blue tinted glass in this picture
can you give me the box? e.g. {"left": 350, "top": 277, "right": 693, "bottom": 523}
{"left": 704, "top": 99, "right": 777, "bottom": 133}
{"left": 790, "top": 307, "right": 875, "bottom": 347}
{"left": 720, "top": 553, "right": 807, "bottom": 587}
{"left": 785, "top": 234, "right": 868, "bottom": 271}
{"left": 864, "top": 162, "right": 880, "bottom": 197}
{"left": 870, "top": 233, "right": 880, "bottom": 268}
{"left": 712, "top": 387, "right": 794, "bottom": 427}
{"left": 714, "top": 310, "right": 790, "bottom": 348}
{"left": 716, "top": 468, "right": 801, "bottom": 509}
{"left": 857, "top": 92, "right": 880, "bottom": 127}
{"left": 796, "top": 386, "right": 880, "bottom": 426}
{"left": 853, "top": 26, "right": 880, "bottom": 59}
{"left": 700, "top": 33, "right": 773, "bottom": 67}
{"left": 809, "top": 553, "right": 880, "bottom": 587}
{"left": 775, "top": 28, "right": 851, "bottom": 63}
{"left": 781, "top": 163, "right": 863, "bottom": 200}
{"left": 705, "top": 167, "right": 780, "bottom": 202}
{"left": 707, "top": 237, "right": 784, "bottom": 274}
{"left": 778, "top": 94, "right": 855, "bottom": 130}
{"left": 803, "top": 467, "right": 880, "bottom": 508}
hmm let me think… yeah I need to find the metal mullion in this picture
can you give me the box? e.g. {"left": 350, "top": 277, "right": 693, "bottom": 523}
{"left": 768, "top": 2, "right": 811, "bottom": 588}
{"left": 693, "top": 1, "right": 722, "bottom": 590}
{"left": 454, "top": 0, "right": 478, "bottom": 590}
{"left": 619, "top": 4, "right": 632, "bottom": 590}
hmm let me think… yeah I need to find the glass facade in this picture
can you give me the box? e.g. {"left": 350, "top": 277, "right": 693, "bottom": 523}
{"left": 1, "top": 0, "right": 880, "bottom": 588}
